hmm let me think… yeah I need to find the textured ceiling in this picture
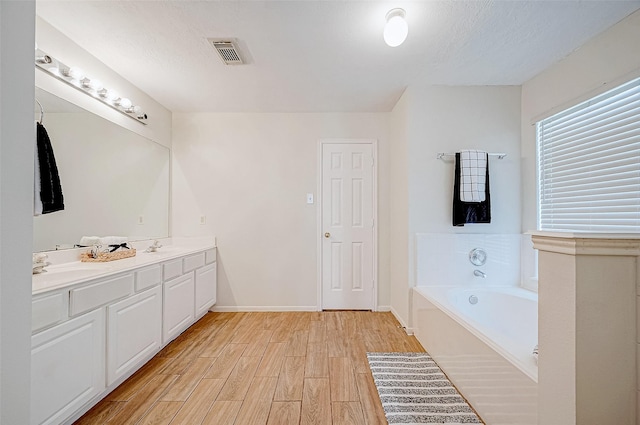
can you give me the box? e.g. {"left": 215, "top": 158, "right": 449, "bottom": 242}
{"left": 36, "top": 1, "right": 640, "bottom": 113}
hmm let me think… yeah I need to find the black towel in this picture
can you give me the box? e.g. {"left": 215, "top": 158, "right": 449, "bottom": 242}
{"left": 36, "top": 122, "right": 64, "bottom": 214}
{"left": 453, "top": 152, "right": 490, "bottom": 226}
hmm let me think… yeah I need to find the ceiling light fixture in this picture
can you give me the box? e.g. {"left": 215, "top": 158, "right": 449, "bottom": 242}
{"left": 34, "top": 49, "right": 148, "bottom": 124}
{"left": 384, "top": 8, "right": 408, "bottom": 47}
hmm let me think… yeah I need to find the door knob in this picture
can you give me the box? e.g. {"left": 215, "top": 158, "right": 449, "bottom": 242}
{"left": 324, "top": 232, "right": 331, "bottom": 238}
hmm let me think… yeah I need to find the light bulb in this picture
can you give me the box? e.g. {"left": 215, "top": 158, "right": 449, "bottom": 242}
{"left": 89, "top": 79, "right": 103, "bottom": 91}
{"left": 107, "top": 90, "right": 119, "bottom": 102}
{"left": 384, "top": 9, "right": 408, "bottom": 47}
{"left": 68, "top": 67, "right": 85, "bottom": 80}
{"left": 48, "top": 66, "right": 61, "bottom": 77}
{"left": 119, "top": 98, "right": 132, "bottom": 109}
{"left": 133, "top": 106, "right": 147, "bottom": 119}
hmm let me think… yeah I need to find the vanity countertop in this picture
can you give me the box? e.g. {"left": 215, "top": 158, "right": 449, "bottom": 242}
{"left": 33, "top": 237, "right": 216, "bottom": 295}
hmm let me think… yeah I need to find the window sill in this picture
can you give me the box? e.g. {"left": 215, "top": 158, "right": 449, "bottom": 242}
{"left": 521, "top": 277, "right": 538, "bottom": 293}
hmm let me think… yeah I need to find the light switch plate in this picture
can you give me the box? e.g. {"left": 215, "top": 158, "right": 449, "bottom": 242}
{"left": 306, "top": 193, "right": 314, "bottom": 204}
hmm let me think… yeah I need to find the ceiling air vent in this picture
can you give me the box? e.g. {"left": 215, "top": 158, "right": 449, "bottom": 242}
{"left": 209, "top": 39, "right": 244, "bottom": 65}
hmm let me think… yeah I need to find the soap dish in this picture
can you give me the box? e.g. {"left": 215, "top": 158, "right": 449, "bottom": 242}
{"left": 32, "top": 262, "right": 52, "bottom": 274}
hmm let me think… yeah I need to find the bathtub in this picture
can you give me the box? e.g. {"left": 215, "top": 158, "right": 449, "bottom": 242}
{"left": 412, "top": 285, "right": 538, "bottom": 425}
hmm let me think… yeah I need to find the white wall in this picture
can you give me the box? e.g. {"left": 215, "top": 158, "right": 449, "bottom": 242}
{"left": 35, "top": 17, "right": 172, "bottom": 148}
{"left": 0, "top": 1, "right": 36, "bottom": 423}
{"left": 389, "top": 88, "right": 410, "bottom": 327}
{"left": 407, "top": 85, "right": 522, "bottom": 235}
{"left": 389, "top": 85, "right": 522, "bottom": 327}
{"left": 172, "top": 113, "right": 390, "bottom": 310}
{"left": 521, "top": 9, "right": 640, "bottom": 232}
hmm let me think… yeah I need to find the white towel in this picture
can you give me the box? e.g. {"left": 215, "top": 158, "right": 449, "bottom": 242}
{"left": 459, "top": 150, "right": 487, "bottom": 202}
{"left": 100, "top": 236, "right": 129, "bottom": 246}
{"left": 80, "top": 236, "right": 129, "bottom": 247}
{"left": 80, "top": 236, "right": 102, "bottom": 246}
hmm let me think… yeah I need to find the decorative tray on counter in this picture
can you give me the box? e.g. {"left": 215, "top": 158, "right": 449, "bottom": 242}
{"left": 80, "top": 248, "right": 136, "bottom": 262}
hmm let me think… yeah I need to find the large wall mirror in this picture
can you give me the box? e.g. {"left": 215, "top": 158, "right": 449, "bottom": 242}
{"left": 34, "top": 87, "right": 170, "bottom": 252}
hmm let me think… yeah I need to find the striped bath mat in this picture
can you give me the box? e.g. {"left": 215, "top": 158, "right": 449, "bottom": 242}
{"left": 367, "top": 352, "right": 482, "bottom": 424}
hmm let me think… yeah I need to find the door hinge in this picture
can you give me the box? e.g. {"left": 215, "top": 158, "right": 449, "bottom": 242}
{"left": 371, "top": 155, "right": 375, "bottom": 167}
{"left": 371, "top": 218, "right": 375, "bottom": 227}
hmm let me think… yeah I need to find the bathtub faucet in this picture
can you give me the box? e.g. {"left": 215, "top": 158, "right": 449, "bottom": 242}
{"left": 473, "top": 269, "right": 486, "bottom": 278}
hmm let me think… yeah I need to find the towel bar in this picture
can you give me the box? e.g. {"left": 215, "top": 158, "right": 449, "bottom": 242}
{"left": 436, "top": 152, "right": 506, "bottom": 160}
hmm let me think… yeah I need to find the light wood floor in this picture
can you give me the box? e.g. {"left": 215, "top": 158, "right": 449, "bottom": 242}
{"left": 74, "top": 311, "right": 425, "bottom": 425}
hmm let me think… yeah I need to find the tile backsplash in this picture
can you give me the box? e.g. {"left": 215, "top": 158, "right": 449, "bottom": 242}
{"left": 415, "top": 233, "right": 525, "bottom": 287}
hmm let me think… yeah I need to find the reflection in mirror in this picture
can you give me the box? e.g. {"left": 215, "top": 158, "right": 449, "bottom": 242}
{"left": 34, "top": 87, "right": 169, "bottom": 252}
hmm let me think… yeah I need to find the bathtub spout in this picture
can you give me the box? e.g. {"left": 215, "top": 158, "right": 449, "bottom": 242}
{"left": 473, "top": 269, "right": 486, "bottom": 278}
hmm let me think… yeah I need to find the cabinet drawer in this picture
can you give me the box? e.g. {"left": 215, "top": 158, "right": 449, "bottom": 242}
{"left": 205, "top": 248, "right": 216, "bottom": 264}
{"left": 32, "top": 291, "right": 69, "bottom": 333}
{"left": 183, "top": 252, "right": 205, "bottom": 273}
{"left": 70, "top": 274, "right": 134, "bottom": 316}
{"left": 135, "top": 265, "right": 162, "bottom": 292}
{"left": 163, "top": 259, "right": 183, "bottom": 281}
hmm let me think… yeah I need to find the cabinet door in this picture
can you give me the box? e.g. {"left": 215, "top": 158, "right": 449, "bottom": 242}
{"left": 31, "top": 309, "right": 105, "bottom": 425}
{"left": 163, "top": 273, "right": 195, "bottom": 344}
{"left": 107, "top": 286, "right": 162, "bottom": 385}
{"left": 195, "top": 263, "right": 217, "bottom": 318}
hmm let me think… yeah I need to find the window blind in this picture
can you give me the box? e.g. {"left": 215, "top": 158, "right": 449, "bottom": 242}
{"left": 537, "top": 77, "right": 640, "bottom": 232}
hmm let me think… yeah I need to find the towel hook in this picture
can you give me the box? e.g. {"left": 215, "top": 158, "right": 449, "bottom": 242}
{"left": 35, "top": 99, "right": 44, "bottom": 124}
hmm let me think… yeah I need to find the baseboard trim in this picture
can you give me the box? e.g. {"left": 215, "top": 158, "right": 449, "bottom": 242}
{"left": 210, "top": 305, "right": 319, "bottom": 312}
{"left": 209, "top": 306, "right": 410, "bottom": 318}
{"left": 390, "top": 306, "right": 414, "bottom": 335}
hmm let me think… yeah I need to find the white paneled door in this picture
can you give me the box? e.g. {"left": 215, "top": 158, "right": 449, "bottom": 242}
{"left": 321, "top": 142, "right": 375, "bottom": 310}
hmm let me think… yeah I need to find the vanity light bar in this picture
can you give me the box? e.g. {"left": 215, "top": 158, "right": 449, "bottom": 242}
{"left": 34, "top": 49, "right": 148, "bottom": 125}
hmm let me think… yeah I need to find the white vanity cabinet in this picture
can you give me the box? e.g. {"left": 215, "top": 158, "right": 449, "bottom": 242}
{"left": 107, "top": 285, "right": 162, "bottom": 385}
{"left": 162, "top": 249, "right": 217, "bottom": 343}
{"left": 163, "top": 273, "right": 195, "bottom": 344}
{"left": 31, "top": 243, "right": 216, "bottom": 425}
{"left": 195, "top": 262, "right": 217, "bottom": 318}
{"left": 31, "top": 308, "right": 105, "bottom": 425}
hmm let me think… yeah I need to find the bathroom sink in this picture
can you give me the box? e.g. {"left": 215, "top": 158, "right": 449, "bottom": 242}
{"left": 38, "top": 263, "right": 113, "bottom": 281}
{"left": 141, "top": 246, "right": 182, "bottom": 255}
{"left": 32, "top": 262, "right": 119, "bottom": 294}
